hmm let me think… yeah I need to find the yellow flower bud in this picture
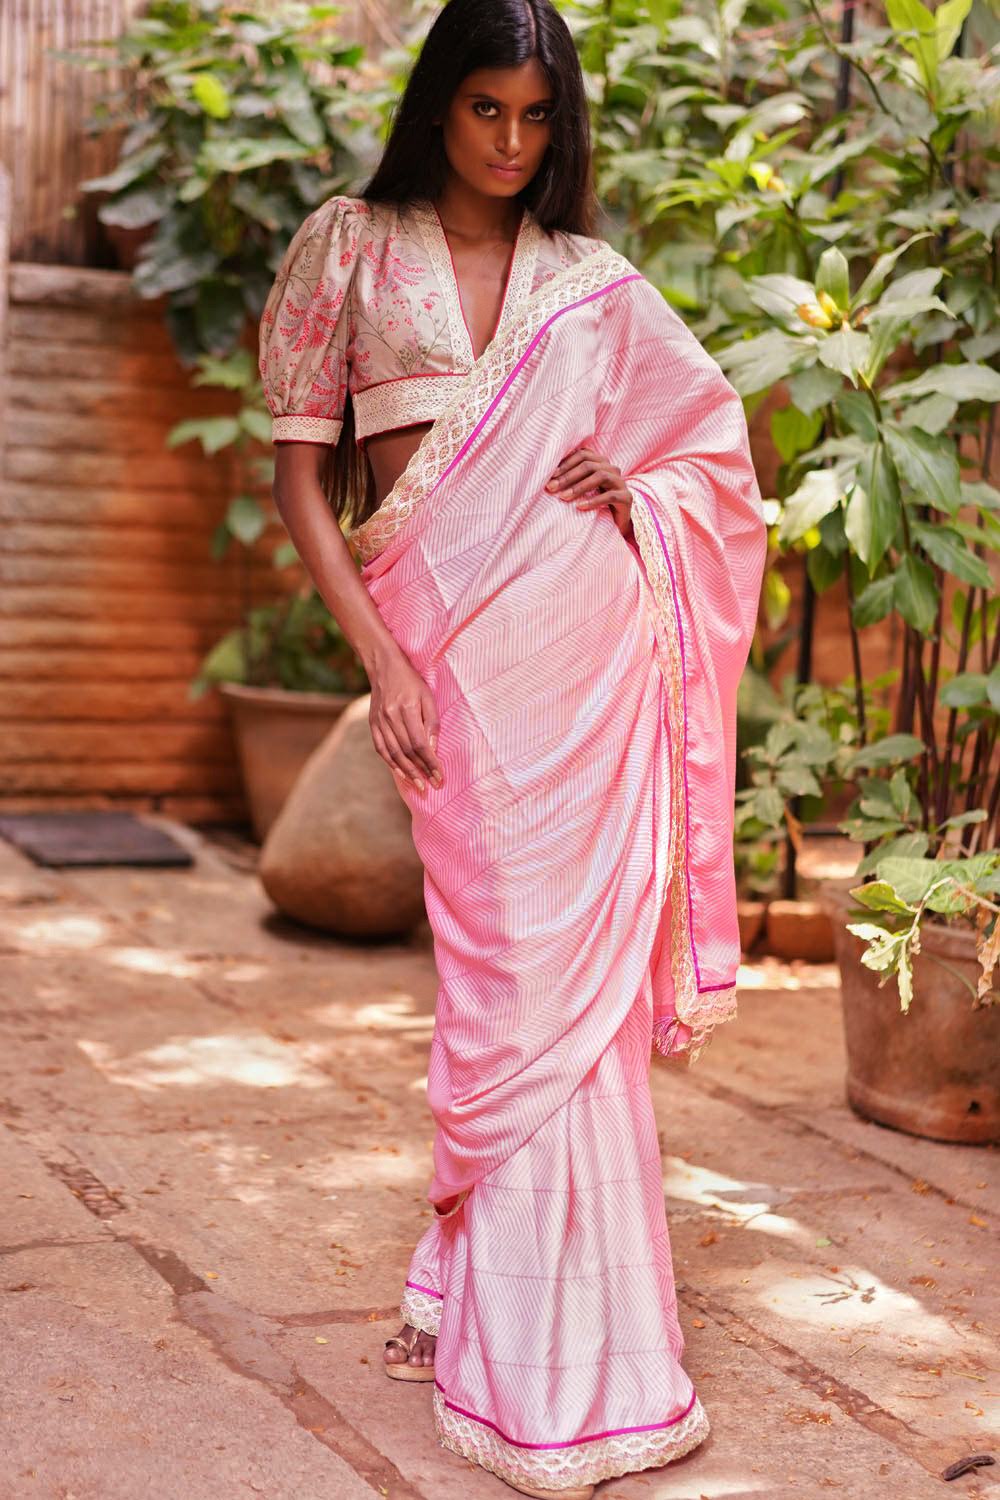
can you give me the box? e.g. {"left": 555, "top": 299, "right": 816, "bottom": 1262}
{"left": 817, "top": 289, "right": 841, "bottom": 319}
{"left": 796, "top": 301, "right": 834, "bottom": 330}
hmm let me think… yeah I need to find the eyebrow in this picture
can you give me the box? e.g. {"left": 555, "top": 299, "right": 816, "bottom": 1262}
{"left": 464, "top": 91, "right": 555, "bottom": 106}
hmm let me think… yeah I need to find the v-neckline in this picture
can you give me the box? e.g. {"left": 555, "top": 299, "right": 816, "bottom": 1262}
{"left": 416, "top": 198, "right": 539, "bottom": 366}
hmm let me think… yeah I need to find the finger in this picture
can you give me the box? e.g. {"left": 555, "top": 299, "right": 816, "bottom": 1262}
{"left": 399, "top": 700, "right": 439, "bottom": 783}
{"left": 547, "top": 460, "right": 600, "bottom": 495}
{"left": 380, "top": 719, "right": 427, "bottom": 789}
{"left": 421, "top": 698, "right": 444, "bottom": 784}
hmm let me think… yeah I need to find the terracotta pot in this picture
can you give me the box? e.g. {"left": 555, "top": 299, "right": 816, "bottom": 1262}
{"left": 824, "top": 883, "right": 1000, "bottom": 1144}
{"left": 737, "top": 899, "right": 766, "bottom": 953}
{"left": 765, "top": 898, "right": 835, "bottom": 961}
{"left": 220, "top": 683, "right": 359, "bottom": 842}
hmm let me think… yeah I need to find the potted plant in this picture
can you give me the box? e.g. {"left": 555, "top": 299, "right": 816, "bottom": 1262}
{"left": 171, "top": 350, "right": 368, "bottom": 840}
{"left": 68, "top": 0, "right": 386, "bottom": 834}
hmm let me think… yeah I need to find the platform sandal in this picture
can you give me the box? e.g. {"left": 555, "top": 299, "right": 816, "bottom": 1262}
{"left": 383, "top": 1324, "right": 436, "bottom": 1382}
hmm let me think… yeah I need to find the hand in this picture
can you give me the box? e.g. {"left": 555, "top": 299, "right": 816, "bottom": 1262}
{"left": 369, "top": 650, "right": 443, "bottom": 794}
{"left": 544, "top": 444, "right": 634, "bottom": 540}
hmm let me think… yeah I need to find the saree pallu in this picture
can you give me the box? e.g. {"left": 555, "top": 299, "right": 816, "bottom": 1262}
{"left": 349, "top": 245, "right": 766, "bottom": 1490}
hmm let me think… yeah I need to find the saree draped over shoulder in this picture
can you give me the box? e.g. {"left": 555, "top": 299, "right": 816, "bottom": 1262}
{"left": 347, "top": 244, "right": 767, "bottom": 1490}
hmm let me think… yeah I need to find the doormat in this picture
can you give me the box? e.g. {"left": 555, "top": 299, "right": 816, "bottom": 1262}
{"left": 0, "top": 812, "right": 194, "bottom": 869}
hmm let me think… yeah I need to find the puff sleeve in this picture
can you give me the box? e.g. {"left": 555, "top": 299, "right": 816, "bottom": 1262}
{"left": 258, "top": 195, "right": 361, "bottom": 445}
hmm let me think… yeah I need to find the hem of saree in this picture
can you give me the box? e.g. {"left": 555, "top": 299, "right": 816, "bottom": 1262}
{"left": 401, "top": 1281, "right": 443, "bottom": 1338}
{"left": 630, "top": 486, "right": 739, "bottom": 1064}
{"left": 432, "top": 1383, "right": 710, "bottom": 1490}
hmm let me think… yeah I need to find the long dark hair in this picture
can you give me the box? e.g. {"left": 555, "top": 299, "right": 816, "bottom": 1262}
{"left": 326, "top": 0, "right": 599, "bottom": 531}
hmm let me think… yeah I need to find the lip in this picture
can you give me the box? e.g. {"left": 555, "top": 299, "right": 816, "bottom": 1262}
{"left": 488, "top": 163, "right": 523, "bottom": 177}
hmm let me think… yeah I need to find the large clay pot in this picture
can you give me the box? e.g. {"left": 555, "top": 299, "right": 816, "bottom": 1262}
{"left": 824, "top": 883, "right": 1000, "bottom": 1144}
{"left": 259, "top": 693, "right": 425, "bottom": 938}
{"left": 220, "top": 683, "right": 358, "bottom": 841}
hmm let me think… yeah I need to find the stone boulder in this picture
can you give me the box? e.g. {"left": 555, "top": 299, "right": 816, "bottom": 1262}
{"left": 259, "top": 693, "right": 425, "bottom": 937}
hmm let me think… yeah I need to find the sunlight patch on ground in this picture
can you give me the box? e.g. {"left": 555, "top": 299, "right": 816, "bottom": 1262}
{"left": 18, "top": 913, "right": 112, "bottom": 949}
{"left": 102, "top": 946, "right": 204, "bottom": 979}
{"left": 77, "top": 1030, "right": 332, "bottom": 1092}
{"left": 737, "top": 958, "right": 840, "bottom": 990}
{"left": 664, "top": 1156, "right": 801, "bottom": 1235}
{"left": 341, "top": 993, "right": 434, "bottom": 1035}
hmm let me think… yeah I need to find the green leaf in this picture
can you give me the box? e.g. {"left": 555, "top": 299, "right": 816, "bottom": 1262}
{"left": 883, "top": 425, "right": 961, "bottom": 514}
{"left": 989, "top": 663, "right": 1000, "bottom": 713}
{"left": 787, "top": 364, "right": 843, "bottom": 415}
{"left": 778, "top": 469, "right": 842, "bottom": 545}
{"left": 714, "top": 330, "right": 807, "bottom": 396}
{"left": 817, "top": 327, "right": 871, "bottom": 387}
{"left": 225, "top": 496, "right": 266, "bottom": 545}
{"left": 837, "top": 390, "right": 878, "bottom": 442}
{"left": 893, "top": 553, "right": 939, "bottom": 633}
{"left": 239, "top": 406, "right": 272, "bottom": 443}
{"left": 849, "top": 733, "right": 925, "bottom": 770}
{"left": 910, "top": 522, "right": 993, "bottom": 588}
{"left": 852, "top": 572, "right": 895, "bottom": 627}
{"left": 934, "top": 0, "right": 973, "bottom": 59}
{"left": 191, "top": 72, "right": 231, "bottom": 119}
{"left": 807, "top": 545, "right": 844, "bottom": 593}
{"left": 847, "top": 443, "right": 900, "bottom": 573}
{"left": 97, "top": 185, "right": 170, "bottom": 229}
{"left": 816, "top": 247, "right": 850, "bottom": 311}
{"left": 883, "top": 363, "right": 1000, "bottom": 404}
{"left": 850, "top": 880, "right": 917, "bottom": 916}
{"left": 771, "top": 405, "right": 824, "bottom": 464}
{"left": 166, "top": 416, "right": 240, "bottom": 454}
{"left": 939, "top": 671, "right": 989, "bottom": 708}
{"left": 851, "top": 233, "right": 934, "bottom": 312}
{"left": 754, "top": 785, "right": 786, "bottom": 827}
{"left": 81, "top": 141, "right": 166, "bottom": 195}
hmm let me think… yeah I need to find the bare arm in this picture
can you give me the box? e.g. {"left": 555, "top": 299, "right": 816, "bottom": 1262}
{"left": 273, "top": 445, "right": 443, "bottom": 792}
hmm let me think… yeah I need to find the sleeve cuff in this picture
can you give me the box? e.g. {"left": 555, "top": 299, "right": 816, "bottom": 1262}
{"left": 272, "top": 415, "right": 343, "bottom": 444}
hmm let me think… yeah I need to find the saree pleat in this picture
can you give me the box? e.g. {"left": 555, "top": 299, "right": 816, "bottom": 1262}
{"left": 350, "top": 246, "right": 766, "bottom": 1488}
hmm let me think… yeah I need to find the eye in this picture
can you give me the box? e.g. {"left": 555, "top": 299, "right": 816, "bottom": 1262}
{"left": 471, "top": 101, "right": 553, "bottom": 121}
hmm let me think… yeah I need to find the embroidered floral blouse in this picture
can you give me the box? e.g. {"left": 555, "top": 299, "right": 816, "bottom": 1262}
{"left": 258, "top": 194, "right": 608, "bottom": 447}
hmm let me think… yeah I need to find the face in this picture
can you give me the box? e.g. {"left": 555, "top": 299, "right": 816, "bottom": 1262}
{"left": 438, "top": 59, "right": 555, "bottom": 197}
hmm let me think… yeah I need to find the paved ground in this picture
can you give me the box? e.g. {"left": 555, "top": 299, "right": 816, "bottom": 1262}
{"left": 0, "top": 821, "right": 997, "bottom": 1500}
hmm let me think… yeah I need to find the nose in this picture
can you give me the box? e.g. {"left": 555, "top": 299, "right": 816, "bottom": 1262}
{"left": 497, "top": 117, "right": 521, "bottom": 158}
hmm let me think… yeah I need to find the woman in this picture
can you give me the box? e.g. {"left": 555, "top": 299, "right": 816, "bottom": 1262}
{"left": 258, "top": 2, "right": 766, "bottom": 1495}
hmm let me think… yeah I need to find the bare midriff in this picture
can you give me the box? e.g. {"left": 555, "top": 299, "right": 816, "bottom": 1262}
{"left": 364, "top": 421, "right": 435, "bottom": 509}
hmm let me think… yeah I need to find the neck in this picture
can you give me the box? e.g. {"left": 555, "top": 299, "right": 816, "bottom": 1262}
{"left": 433, "top": 176, "right": 524, "bottom": 241}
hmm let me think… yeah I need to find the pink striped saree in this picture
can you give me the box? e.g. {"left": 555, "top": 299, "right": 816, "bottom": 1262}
{"left": 349, "top": 244, "right": 766, "bottom": 1490}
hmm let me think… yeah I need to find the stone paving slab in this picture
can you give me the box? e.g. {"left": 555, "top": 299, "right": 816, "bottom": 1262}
{"left": 0, "top": 1238, "right": 378, "bottom": 1500}
{"left": 1, "top": 825, "right": 998, "bottom": 1500}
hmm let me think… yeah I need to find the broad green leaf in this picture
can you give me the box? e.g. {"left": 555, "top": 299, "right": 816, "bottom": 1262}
{"left": 81, "top": 141, "right": 166, "bottom": 195}
{"left": 910, "top": 522, "right": 993, "bottom": 588}
{"left": 239, "top": 406, "right": 272, "bottom": 443}
{"left": 848, "top": 444, "right": 900, "bottom": 572}
{"left": 959, "top": 201, "right": 1000, "bottom": 241}
{"left": 816, "top": 247, "right": 850, "bottom": 311}
{"left": 851, "top": 232, "right": 934, "bottom": 312}
{"left": 939, "top": 671, "right": 988, "bottom": 707}
{"left": 818, "top": 326, "right": 871, "bottom": 386}
{"left": 893, "top": 553, "right": 939, "bottom": 632}
{"left": 787, "top": 364, "right": 843, "bottom": 415}
{"left": 166, "top": 416, "right": 240, "bottom": 454}
{"left": 850, "top": 881, "right": 918, "bottom": 915}
{"left": 747, "top": 274, "right": 818, "bottom": 322}
{"left": 934, "top": 0, "right": 973, "bottom": 59}
{"left": 883, "top": 363, "right": 1000, "bottom": 404}
{"left": 97, "top": 185, "right": 170, "bottom": 228}
{"left": 897, "top": 392, "right": 957, "bottom": 435}
{"left": 754, "top": 785, "right": 786, "bottom": 826}
{"left": 883, "top": 425, "right": 960, "bottom": 513}
{"left": 771, "top": 405, "right": 824, "bottom": 463}
{"left": 225, "top": 496, "right": 267, "bottom": 545}
{"left": 989, "top": 663, "right": 1000, "bottom": 712}
{"left": 778, "top": 469, "right": 841, "bottom": 545}
{"left": 849, "top": 733, "right": 925, "bottom": 769}
{"left": 852, "top": 572, "right": 895, "bottom": 627}
{"left": 714, "top": 330, "right": 808, "bottom": 396}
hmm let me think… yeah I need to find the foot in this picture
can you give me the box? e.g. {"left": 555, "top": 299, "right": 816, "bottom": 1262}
{"left": 383, "top": 1322, "right": 436, "bottom": 1369}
